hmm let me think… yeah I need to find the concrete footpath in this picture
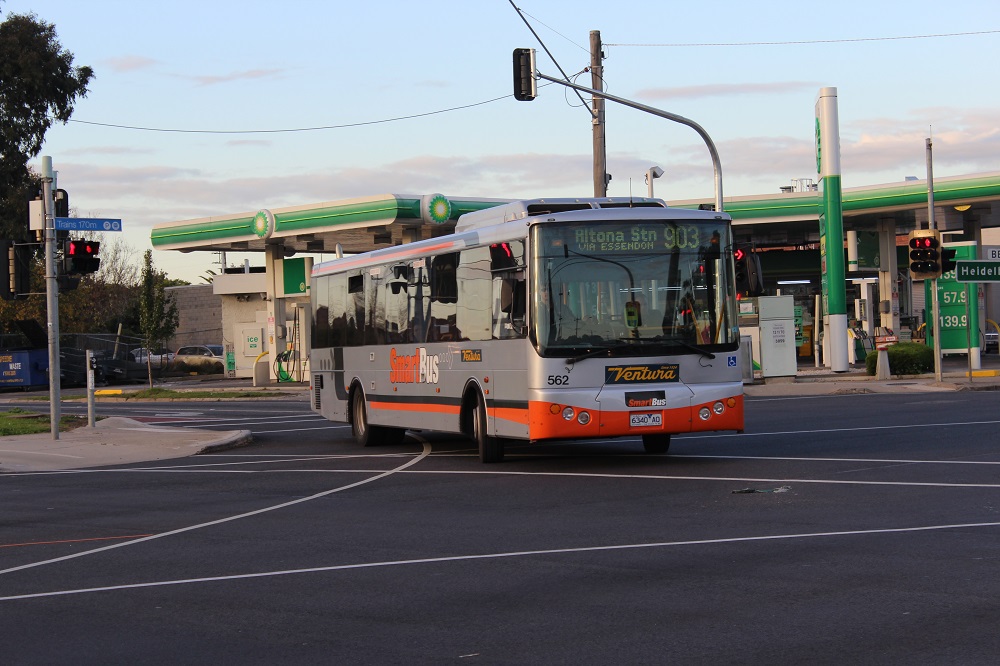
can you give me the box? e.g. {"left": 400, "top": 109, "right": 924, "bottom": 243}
{"left": 0, "top": 416, "right": 252, "bottom": 473}
{"left": 1, "top": 366, "right": 998, "bottom": 473}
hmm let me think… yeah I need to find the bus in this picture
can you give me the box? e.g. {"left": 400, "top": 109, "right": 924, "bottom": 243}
{"left": 310, "top": 198, "right": 744, "bottom": 462}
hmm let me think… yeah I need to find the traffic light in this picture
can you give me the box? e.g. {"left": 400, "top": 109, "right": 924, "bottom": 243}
{"left": 512, "top": 48, "right": 537, "bottom": 101}
{"left": 941, "top": 247, "right": 958, "bottom": 275}
{"left": 67, "top": 239, "right": 101, "bottom": 274}
{"left": 54, "top": 189, "right": 69, "bottom": 217}
{"left": 734, "top": 247, "right": 748, "bottom": 291}
{"left": 1, "top": 239, "right": 12, "bottom": 301}
{"left": 2, "top": 241, "right": 32, "bottom": 300}
{"left": 907, "top": 229, "right": 941, "bottom": 280}
{"left": 733, "top": 246, "right": 764, "bottom": 297}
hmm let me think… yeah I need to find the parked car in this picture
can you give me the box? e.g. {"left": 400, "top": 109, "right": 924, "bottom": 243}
{"left": 171, "top": 344, "right": 225, "bottom": 373}
{"left": 985, "top": 327, "right": 998, "bottom": 354}
{"left": 130, "top": 347, "right": 175, "bottom": 369}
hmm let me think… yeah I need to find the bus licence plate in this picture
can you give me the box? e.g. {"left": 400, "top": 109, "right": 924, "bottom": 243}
{"left": 629, "top": 413, "right": 662, "bottom": 428}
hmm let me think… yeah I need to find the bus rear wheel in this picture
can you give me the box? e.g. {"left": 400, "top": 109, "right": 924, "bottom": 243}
{"left": 472, "top": 393, "right": 503, "bottom": 463}
{"left": 642, "top": 433, "right": 671, "bottom": 454}
{"left": 351, "top": 386, "right": 405, "bottom": 447}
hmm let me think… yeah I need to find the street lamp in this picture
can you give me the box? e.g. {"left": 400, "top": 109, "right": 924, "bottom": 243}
{"left": 645, "top": 166, "right": 664, "bottom": 198}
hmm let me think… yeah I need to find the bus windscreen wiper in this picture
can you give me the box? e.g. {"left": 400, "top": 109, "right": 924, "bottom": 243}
{"left": 622, "top": 336, "right": 717, "bottom": 360}
{"left": 566, "top": 341, "right": 633, "bottom": 365}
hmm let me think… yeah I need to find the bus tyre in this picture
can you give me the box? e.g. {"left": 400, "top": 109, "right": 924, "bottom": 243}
{"left": 473, "top": 393, "right": 504, "bottom": 463}
{"left": 642, "top": 434, "right": 671, "bottom": 454}
{"left": 351, "top": 386, "right": 406, "bottom": 447}
{"left": 351, "top": 387, "right": 374, "bottom": 447}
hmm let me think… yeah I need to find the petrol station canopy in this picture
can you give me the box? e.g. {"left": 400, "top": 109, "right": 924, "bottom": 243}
{"left": 149, "top": 173, "right": 1000, "bottom": 256}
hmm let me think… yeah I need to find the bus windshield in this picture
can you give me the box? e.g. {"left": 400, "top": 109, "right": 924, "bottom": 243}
{"left": 530, "top": 218, "right": 739, "bottom": 357}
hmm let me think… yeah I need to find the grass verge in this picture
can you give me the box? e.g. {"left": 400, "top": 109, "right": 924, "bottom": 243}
{"left": 0, "top": 408, "right": 90, "bottom": 437}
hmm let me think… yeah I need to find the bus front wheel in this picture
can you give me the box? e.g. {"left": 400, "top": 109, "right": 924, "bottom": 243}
{"left": 472, "top": 393, "right": 504, "bottom": 463}
{"left": 351, "top": 386, "right": 405, "bottom": 447}
{"left": 642, "top": 434, "right": 671, "bottom": 454}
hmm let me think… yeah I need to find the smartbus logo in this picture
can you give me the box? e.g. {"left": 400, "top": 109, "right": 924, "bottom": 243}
{"left": 624, "top": 390, "right": 668, "bottom": 408}
{"left": 389, "top": 347, "right": 440, "bottom": 384}
{"left": 605, "top": 364, "right": 679, "bottom": 384}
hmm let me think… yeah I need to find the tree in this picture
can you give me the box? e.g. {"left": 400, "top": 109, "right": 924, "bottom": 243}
{"left": 0, "top": 7, "right": 93, "bottom": 240}
{"left": 138, "top": 251, "right": 179, "bottom": 388}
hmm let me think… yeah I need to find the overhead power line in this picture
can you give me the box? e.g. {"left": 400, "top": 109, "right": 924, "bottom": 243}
{"left": 607, "top": 29, "right": 1000, "bottom": 48}
{"left": 66, "top": 92, "right": 515, "bottom": 135}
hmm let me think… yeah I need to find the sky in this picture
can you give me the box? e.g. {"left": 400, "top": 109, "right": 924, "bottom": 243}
{"left": 4, "top": 0, "right": 999, "bottom": 282}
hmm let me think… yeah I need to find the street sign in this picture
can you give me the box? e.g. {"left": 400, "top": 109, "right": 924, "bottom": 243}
{"left": 54, "top": 217, "right": 123, "bottom": 232}
{"left": 955, "top": 260, "right": 1000, "bottom": 282}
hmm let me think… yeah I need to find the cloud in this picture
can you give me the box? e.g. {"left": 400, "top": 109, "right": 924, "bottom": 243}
{"left": 190, "top": 68, "right": 286, "bottom": 86}
{"left": 634, "top": 81, "right": 821, "bottom": 101}
{"left": 102, "top": 56, "right": 158, "bottom": 73}
{"left": 831, "top": 107, "right": 1000, "bottom": 184}
{"left": 61, "top": 146, "right": 155, "bottom": 156}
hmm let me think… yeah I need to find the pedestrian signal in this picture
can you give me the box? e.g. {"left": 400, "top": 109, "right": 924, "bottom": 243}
{"left": 67, "top": 239, "right": 101, "bottom": 274}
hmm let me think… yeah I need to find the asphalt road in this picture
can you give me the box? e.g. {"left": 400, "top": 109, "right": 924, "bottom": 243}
{"left": 2, "top": 391, "right": 999, "bottom": 664}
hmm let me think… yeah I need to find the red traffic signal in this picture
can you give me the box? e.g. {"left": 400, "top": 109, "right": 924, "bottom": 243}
{"left": 67, "top": 239, "right": 101, "bottom": 274}
{"left": 907, "top": 230, "right": 941, "bottom": 280}
{"left": 733, "top": 246, "right": 764, "bottom": 296}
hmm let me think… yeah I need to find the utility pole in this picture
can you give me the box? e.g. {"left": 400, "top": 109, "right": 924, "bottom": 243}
{"left": 42, "top": 156, "right": 62, "bottom": 439}
{"left": 927, "top": 137, "right": 943, "bottom": 383}
{"left": 590, "top": 30, "right": 608, "bottom": 198}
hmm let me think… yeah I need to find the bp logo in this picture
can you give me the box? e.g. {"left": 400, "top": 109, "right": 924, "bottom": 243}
{"left": 253, "top": 210, "right": 274, "bottom": 239}
{"left": 421, "top": 193, "right": 452, "bottom": 224}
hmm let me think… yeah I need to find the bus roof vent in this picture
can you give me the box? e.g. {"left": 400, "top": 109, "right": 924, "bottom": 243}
{"left": 455, "top": 197, "right": 666, "bottom": 232}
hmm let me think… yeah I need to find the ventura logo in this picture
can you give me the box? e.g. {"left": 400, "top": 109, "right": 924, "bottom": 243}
{"left": 605, "top": 364, "right": 679, "bottom": 384}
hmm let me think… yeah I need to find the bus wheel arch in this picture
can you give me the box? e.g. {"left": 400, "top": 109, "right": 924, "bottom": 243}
{"left": 349, "top": 381, "right": 405, "bottom": 447}
{"left": 461, "top": 382, "right": 503, "bottom": 463}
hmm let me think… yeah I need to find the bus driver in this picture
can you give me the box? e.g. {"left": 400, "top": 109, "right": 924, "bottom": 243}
{"left": 538, "top": 285, "right": 578, "bottom": 342}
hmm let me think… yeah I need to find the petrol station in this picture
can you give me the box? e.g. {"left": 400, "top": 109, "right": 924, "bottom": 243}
{"left": 148, "top": 169, "right": 1000, "bottom": 383}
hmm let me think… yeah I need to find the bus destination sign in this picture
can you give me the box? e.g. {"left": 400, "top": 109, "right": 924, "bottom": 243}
{"left": 571, "top": 223, "right": 710, "bottom": 254}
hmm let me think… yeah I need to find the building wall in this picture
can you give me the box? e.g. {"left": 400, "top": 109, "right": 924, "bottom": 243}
{"left": 166, "top": 284, "right": 223, "bottom": 351}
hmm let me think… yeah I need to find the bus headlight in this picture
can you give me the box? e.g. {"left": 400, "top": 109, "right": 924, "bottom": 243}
{"left": 562, "top": 406, "right": 575, "bottom": 421}
{"left": 699, "top": 407, "right": 711, "bottom": 421}
{"left": 713, "top": 401, "right": 725, "bottom": 415}
{"left": 577, "top": 411, "right": 591, "bottom": 425}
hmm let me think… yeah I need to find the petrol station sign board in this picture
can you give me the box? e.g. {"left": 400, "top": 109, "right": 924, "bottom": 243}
{"left": 926, "top": 243, "right": 979, "bottom": 353}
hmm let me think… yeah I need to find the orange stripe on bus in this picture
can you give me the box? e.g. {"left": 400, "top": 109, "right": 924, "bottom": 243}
{"left": 492, "top": 406, "right": 529, "bottom": 425}
{"left": 370, "top": 401, "right": 459, "bottom": 416}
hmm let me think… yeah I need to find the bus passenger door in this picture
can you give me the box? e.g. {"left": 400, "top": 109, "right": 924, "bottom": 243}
{"left": 491, "top": 270, "right": 529, "bottom": 439}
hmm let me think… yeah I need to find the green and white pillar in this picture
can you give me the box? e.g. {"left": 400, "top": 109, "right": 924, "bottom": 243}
{"left": 815, "top": 87, "right": 848, "bottom": 372}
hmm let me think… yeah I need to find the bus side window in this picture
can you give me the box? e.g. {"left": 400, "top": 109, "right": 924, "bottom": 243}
{"left": 493, "top": 272, "right": 526, "bottom": 339}
{"left": 511, "top": 279, "right": 526, "bottom": 320}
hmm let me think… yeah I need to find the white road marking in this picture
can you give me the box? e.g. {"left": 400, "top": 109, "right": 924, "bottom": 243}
{"left": 0, "top": 438, "right": 432, "bottom": 577}
{"left": 3, "top": 520, "right": 998, "bottom": 602}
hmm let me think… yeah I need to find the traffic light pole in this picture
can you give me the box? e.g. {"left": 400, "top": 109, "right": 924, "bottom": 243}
{"left": 534, "top": 72, "right": 724, "bottom": 213}
{"left": 42, "top": 157, "right": 62, "bottom": 439}
{"left": 927, "top": 138, "right": 942, "bottom": 383}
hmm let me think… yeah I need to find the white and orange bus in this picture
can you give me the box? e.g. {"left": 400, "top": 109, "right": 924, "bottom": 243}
{"left": 310, "top": 198, "right": 744, "bottom": 462}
